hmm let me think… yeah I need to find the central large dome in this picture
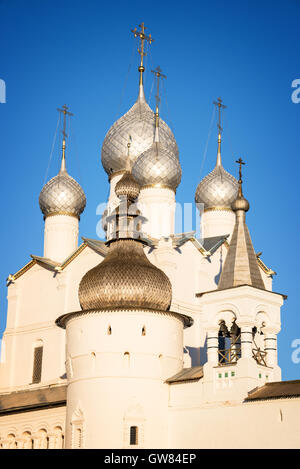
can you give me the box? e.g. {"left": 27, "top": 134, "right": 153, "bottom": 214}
{"left": 101, "top": 92, "right": 178, "bottom": 177}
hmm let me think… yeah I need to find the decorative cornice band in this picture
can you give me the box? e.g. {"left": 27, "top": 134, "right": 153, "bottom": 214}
{"left": 56, "top": 307, "right": 193, "bottom": 330}
{"left": 204, "top": 206, "right": 233, "bottom": 213}
{"left": 44, "top": 211, "right": 79, "bottom": 220}
{"left": 141, "top": 183, "right": 175, "bottom": 192}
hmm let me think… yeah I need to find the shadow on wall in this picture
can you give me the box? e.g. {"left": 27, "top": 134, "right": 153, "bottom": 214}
{"left": 186, "top": 338, "right": 207, "bottom": 367}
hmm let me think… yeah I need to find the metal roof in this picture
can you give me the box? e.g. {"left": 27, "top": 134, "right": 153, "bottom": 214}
{"left": 0, "top": 384, "right": 67, "bottom": 415}
{"left": 166, "top": 366, "right": 204, "bottom": 384}
{"left": 245, "top": 380, "right": 300, "bottom": 402}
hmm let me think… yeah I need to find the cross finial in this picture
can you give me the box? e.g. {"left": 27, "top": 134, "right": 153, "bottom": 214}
{"left": 131, "top": 22, "right": 154, "bottom": 87}
{"left": 213, "top": 97, "right": 226, "bottom": 134}
{"left": 236, "top": 157, "right": 246, "bottom": 196}
{"left": 236, "top": 157, "right": 246, "bottom": 183}
{"left": 57, "top": 104, "right": 73, "bottom": 170}
{"left": 57, "top": 104, "right": 73, "bottom": 139}
{"left": 151, "top": 66, "right": 166, "bottom": 117}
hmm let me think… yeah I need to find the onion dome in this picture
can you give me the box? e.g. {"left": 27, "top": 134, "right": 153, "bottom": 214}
{"left": 232, "top": 193, "right": 250, "bottom": 212}
{"left": 132, "top": 141, "right": 181, "bottom": 191}
{"left": 101, "top": 89, "right": 178, "bottom": 177}
{"left": 231, "top": 158, "right": 250, "bottom": 213}
{"left": 195, "top": 133, "right": 238, "bottom": 210}
{"left": 115, "top": 171, "right": 140, "bottom": 200}
{"left": 39, "top": 155, "right": 86, "bottom": 219}
{"left": 115, "top": 142, "right": 141, "bottom": 200}
{"left": 132, "top": 66, "right": 181, "bottom": 191}
{"left": 78, "top": 166, "right": 172, "bottom": 311}
{"left": 78, "top": 238, "right": 172, "bottom": 311}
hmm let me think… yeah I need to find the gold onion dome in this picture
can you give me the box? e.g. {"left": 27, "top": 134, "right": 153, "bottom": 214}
{"left": 115, "top": 144, "right": 141, "bottom": 200}
{"left": 39, "top": 158, "right": 86, "bottom": 219}
{"left": 232, "top": 157, "right": 250, "bottom": 212}
{"left": 101, "top": 90, "right": 179, "bottom": 177}
{"left": 78, "top": 238, "right": 172, "bottom": 311}
{"left": 195, "top": 133, "right": 238, "bottom": 210}
{"left": 132, "top": 141, "right": 182, "bottom": 191}
{"left": 115, "top": 171, "right": 140, "bottom": 200}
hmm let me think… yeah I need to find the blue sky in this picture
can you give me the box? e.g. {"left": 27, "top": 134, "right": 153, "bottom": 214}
{"left": 0, "top": 0, "right": 299, "bottom": 379}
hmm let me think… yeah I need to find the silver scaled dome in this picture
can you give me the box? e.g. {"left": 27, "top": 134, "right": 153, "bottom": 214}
{"left": 132, "top": 141, "right": 182, "bottom": 191}
{"left": 101, "top": 88, "right": 178, "bottom": 177}
{"left": 195, "top": 136, "right": 238, "bottom": 210}
{"left": 39, "top": 159, "right": 86, "bottom": 219}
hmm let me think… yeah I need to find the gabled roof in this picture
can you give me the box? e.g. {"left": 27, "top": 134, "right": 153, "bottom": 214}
{"left": 171, "top": 232, "right": 229, "bottom": 257}
{"left": 245, "top": 380, "right": 300, "bottom": 402}
{"left": 166, "top": 366, "right": 204, "bottom": 384}
{"left": 7, "top": 241, "right": 92, "bottom": 284}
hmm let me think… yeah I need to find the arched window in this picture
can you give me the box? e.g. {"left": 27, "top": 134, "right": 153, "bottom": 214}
{"left": 218, "top": 320, "right": 241, "bottom": 365}
{"left": 36, "top": 429, "right": 48, "bottom": 449}
{"left": 7, "top": 433, "right": 17, "bottom": 449}
{"left": 32, "top": 342, "right": 43, "bottom": 384}
{"left": 107, "top": 325, "right": 112, "bottom": 335}
{"left": 22, "top": 431, "right": 33, "bottom": 449}
{"left": 142, "top": 326, "right": 146, "bottom": 336}
{"left": 53, "top": 426, "right": 63, "bottom": 449}
{"left": 130, "top": 426, "right": 138, "bottom": 445}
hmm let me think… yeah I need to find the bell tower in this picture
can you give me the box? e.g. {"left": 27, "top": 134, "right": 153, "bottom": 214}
{"left": 197, "top": 160, "right": 285, "bottom": 400}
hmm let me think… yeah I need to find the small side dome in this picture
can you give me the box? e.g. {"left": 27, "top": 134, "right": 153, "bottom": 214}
{"left": 132, "top": 142, "right": 182, "bottom": 191}
{"left": 39, "top": 167, "right": 86, "bottom": 219}
{"left": 195, "top": 164, "right": 238, "bottom": 210}
{"left": 78, "top": 239, "right": 172, "bottom": 311}
{"left": 115, "top": 172, "right": 140, "bottom": 200}
{"left": 232, "top": 194, "right": 250, "bottom": 212}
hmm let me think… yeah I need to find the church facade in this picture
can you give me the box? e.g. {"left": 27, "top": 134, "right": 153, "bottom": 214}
{"left": 0, "top": 24, "right": 299, "bottom": 449}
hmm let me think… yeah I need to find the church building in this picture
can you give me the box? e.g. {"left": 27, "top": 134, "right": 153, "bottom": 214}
{"left": 0, "top": 23, "right": 299, "bottom": 449}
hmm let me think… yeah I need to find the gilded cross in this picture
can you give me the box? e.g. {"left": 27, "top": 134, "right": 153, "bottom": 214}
{"left": 57, "top": 105, "right": 73, "bottom": 163}
{"left": 57, "top": 104, "right": 73, "bottom": 140}
{"left": 131, "top": 23, "right": 154, "bottom": 85}
{"left": 236, "top": 157, "right": 246, "bottom": 183}
{"left": 151, "top": 66, "right": 166, "bottom": 114}
{"left": 213, "top": 97, "right": 226, "bottom": 134}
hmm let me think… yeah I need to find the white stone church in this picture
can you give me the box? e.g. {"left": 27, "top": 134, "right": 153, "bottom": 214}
{"left": 0, "top": 24, "right": 299, "bottom": 449}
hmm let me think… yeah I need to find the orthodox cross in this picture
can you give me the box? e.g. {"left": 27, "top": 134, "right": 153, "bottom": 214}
{"left": 57, "top": 104, "right": 73, "bottom": 163}
{"left": 213, "top": 97, "right": 226, "bottom": 134}
{"left": 57, "top": 104, "right": 73, "bottom": 140}
{"left": 236, "top": 157, "right": 246, "bottom": 183}
{"left": 151, "top": 66, "right": 166, "bottom": 115}
{"left": 131, "top": 22, "right": 154, "bottom": 85}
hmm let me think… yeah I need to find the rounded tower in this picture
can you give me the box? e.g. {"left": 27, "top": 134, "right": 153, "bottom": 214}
{"left": 39, "top": 105, "right": 86, "bottom": 262}
{"left": 56, "top": 135, "right": 192, "bottom": 447}
{"left": 195, "top": 98, "right": 238, "bottom": 239}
